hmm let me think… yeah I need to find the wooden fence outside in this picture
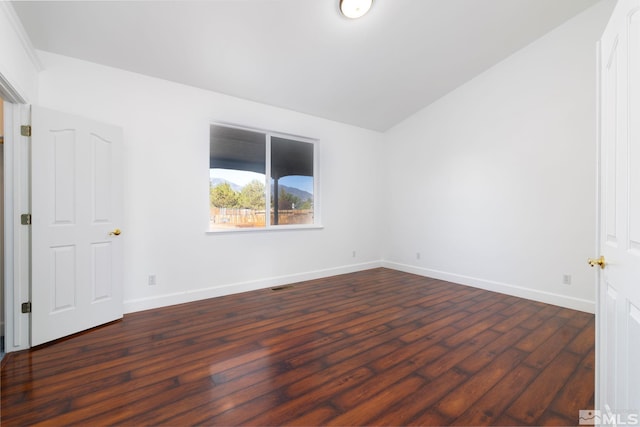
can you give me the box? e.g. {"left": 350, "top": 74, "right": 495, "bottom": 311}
{"left": 210, "top": 207, "right": 313, "bottom": 228}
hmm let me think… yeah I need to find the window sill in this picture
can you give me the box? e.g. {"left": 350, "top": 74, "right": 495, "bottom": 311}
{"left": 206, "top": 224, "right": 324, "bottom": 235}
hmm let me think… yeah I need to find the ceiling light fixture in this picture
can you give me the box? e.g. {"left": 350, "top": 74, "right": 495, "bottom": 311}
{"left": 340, "top": 0, "right": 372, "bottom": 19}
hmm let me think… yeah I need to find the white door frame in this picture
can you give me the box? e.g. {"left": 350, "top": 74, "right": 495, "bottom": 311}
{"left": 1, "top": 72, "right": 31, "bottom": 353}
{"left": 594, "top": 38, "right": 603, "bottom": 415}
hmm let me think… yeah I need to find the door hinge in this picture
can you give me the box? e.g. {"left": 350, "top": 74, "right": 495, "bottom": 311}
{"left": 21, "top": 214, "right": 32, "bottom": 225}
{"left": 21, "top": 302, "right": 32, "bottom": 314}
{"left": 20, "top": 125, "right": 32, "bottom": 137}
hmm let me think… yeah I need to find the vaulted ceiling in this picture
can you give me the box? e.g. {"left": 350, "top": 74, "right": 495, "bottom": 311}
{"left": 12, "top": 0, "right": 600, "bottom": 131}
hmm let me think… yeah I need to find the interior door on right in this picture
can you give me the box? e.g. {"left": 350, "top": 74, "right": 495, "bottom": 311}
{"left": 598, "top": 0, "right": 640, "bottom": 418}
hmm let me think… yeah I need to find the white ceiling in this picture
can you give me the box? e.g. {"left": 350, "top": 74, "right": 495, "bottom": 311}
{"left": 12, "top": 0, "right": 600, "bottom": 131}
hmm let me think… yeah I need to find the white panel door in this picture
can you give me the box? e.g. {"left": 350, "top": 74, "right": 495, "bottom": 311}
{"left": 31, "top": 106, "right": 123, "bottom": 346}
{"left": 598, "top": 0, "right": 640, "bottom": 417}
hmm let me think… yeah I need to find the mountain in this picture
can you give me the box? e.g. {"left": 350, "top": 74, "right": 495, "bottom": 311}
{"left": 211, "top": 179, "right": 312, "bottom": 201}
{"left": 210, "top": 178, "right": 242, "bottom": 193}
{"left": 278, "top": 185, "right": 313, "bottom": 201}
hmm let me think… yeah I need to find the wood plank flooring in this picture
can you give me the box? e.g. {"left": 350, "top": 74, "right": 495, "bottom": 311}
{"left": 1, "top": 268, "right": 594, "bottom": 426}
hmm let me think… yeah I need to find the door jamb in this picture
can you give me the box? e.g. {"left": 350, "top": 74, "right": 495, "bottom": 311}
{"left": 594, "top": 38, "right": 603, "bottom": 414}
{"left": 1, "top": 73, "right": 31, "bottom": 353}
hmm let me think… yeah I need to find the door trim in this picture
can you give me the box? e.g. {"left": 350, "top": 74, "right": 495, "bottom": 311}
{"left": 3, "top": 101, "right": 30, "bottom": 352}
{"left": 594, "top": 36, "right": 603, "bottom": 417}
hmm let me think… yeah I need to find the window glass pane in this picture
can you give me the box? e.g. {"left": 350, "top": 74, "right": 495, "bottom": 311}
{"left": 210, "top": 125, "right": 266, "bottom": 230}
{"left": 208, "top": 125, "right": 317, "bottom": 231}
{"left": 270, "top": 137, "right": 314, "bottom": 226}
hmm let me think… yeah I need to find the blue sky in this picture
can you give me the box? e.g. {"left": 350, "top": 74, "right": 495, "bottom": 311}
{"left": 279, "top": 175, "right": 314, "bottom": 194}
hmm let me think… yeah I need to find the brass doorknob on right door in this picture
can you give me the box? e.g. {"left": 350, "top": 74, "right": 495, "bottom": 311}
{"left": 588, "top": 255, "right": 606, "bottom": 269}
{"left": 109, "top": 228, "right": 121, "bottom": 236}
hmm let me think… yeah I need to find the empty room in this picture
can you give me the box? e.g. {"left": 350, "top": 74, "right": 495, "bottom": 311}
{"left": 1, "top": 0, "right": 639, "bottom": 426}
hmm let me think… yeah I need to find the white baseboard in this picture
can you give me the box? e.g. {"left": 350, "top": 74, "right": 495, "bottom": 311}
{"left": 124, "top": 260, "right": 383, "bottom": 314}
{"left": 124, "top": 259, "right": 595, "bottom": 315}
{"left": 382, "top": 261, "right": 595, "bottom": 314}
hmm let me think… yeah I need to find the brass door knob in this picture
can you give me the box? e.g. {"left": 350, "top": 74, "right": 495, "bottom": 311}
{"left": 588, "top": 255, "right": 606, "bottom": 269}
{"left": 109, "top": 228, "right": 121, "bottom": 236}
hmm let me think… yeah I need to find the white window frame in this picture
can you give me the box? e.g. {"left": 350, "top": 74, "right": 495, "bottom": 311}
{"left": 207, "top": 122, "right": 321, "bottom": 233}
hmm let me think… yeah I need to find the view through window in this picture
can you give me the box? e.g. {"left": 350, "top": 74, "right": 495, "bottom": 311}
{"left": 209, "top": 124, "right": 316, "bottom": 231}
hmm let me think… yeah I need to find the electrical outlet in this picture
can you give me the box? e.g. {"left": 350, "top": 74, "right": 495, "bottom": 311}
{"left": 416, "top": 252, "right": 421, "bottom": 260}
{"left": 148, "top": 275, "right": 157, "bottom": 286}
{"left": 352, "top": 250, "right": 356, "bottom": 258}
{"left": 562, "top": 274, "right": 571, "bottom": 285}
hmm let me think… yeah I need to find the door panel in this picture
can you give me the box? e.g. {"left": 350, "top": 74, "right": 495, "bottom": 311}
{"left": 602, "top": 35, "right": 618, "bottom": 247}
{"left": 92, "top": 242, "right": 113, "bottom": 301}
{"left": 603, "top": 283, "right": 618, "bottom": 411}
{"left": 51, "top": 245, "right": 76, "bottom": 312}
{"left": 51, "top": 129, "right": 76, "bottom": 224}
{"left": 92, "top": 133, "right": 113, "bottom": 222}
{"left": 31, "top": 106, "right": 123, "bottom": 346}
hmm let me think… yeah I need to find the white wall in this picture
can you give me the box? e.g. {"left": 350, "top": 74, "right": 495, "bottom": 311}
{"left": 382, "top": 0, "right": 615, "bottom": 313}
{"left": 0, "top": 3, "right": 39, "bottom": 103}
{"left": 37, "top": 51, "right": 383, "bottom": 312}
{"left": 23, "top": 0, "right": 615, "bottom": 320}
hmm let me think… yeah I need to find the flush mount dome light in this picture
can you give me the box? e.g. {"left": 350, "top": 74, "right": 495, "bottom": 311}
{"left": 340, "top": 0, "right": 372, "bottom": 19}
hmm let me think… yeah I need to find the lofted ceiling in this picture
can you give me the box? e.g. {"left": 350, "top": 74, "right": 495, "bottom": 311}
{"left": 12, "top": 0, "right": 600, "bottom": 131}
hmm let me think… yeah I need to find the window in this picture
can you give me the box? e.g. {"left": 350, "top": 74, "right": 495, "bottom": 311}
{"left": 209, "top": 124, "right": 318, "bottom": 231}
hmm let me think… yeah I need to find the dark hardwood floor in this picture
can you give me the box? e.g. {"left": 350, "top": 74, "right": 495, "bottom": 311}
{"left": 1, "top": 268, "right": 594, "bottom": 426}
